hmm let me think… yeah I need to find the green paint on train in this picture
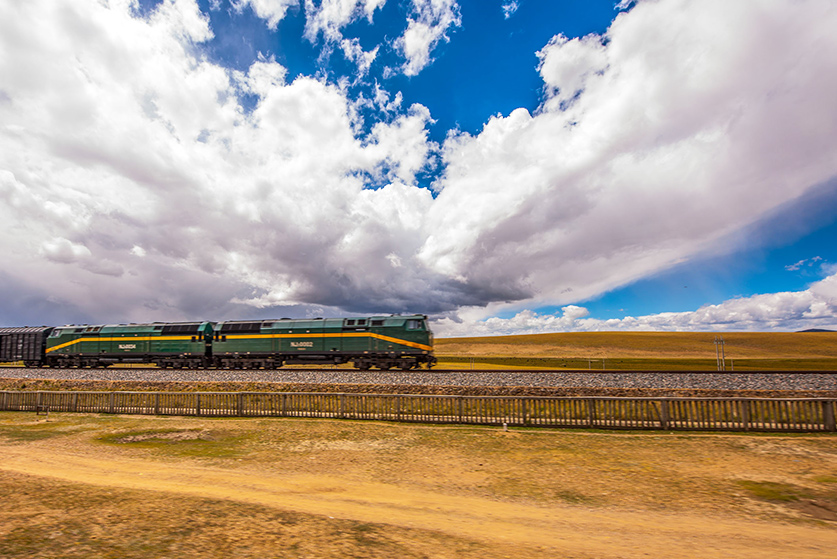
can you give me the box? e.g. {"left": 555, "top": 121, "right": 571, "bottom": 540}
{"left": 26, "top": 315, "right": 435, "bottom": 370}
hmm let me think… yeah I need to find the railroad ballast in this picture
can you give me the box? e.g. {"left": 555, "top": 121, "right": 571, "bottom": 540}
{"left": 0, "top": 315, "right": 436, "bottom": 370}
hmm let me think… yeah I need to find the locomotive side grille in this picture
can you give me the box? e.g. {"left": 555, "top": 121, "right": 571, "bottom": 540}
{"left": 219, "top": 322, "right": 262, "bottom": 334}
{"left": 161, "top": 323, "right": 201, "bottom": 335}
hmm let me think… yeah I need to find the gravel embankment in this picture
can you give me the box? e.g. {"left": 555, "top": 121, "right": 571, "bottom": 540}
{"left": 1, "top": 367, "right": 836, "bottom": 396}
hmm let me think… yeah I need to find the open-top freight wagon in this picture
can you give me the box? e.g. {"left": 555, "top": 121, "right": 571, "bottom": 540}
{"left": 0, "top": 315, "right": 435, "bottom": 370}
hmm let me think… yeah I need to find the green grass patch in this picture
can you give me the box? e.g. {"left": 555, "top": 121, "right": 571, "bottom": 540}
{"left": 0, "top": 426, "right": 63, "bottom": 442}
{"left": 0, "top": 419, "right": 78, "bottom": 442}
{"left": 97, "top": 428, "right": 249, "bottom": 459}
{"left": 736, "top": 480, "right": 810, "bottom": 502}
{"left": 813, "top": 475, "right": 837, "bottom": 484}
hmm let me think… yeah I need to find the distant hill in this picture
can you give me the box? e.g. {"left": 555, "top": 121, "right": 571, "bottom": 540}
{"left": 435, "top": 331, "right": 837, "bottom": 359}
{"left": 798, "top": 328, "right": 835, "bottom": 333}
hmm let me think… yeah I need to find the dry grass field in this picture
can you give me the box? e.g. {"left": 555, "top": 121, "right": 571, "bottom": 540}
{"left": 435, "top": 331, "right": 837, "bottom": 370}
{"left": 1, "top": 411, "right": 836, "bottom": 558}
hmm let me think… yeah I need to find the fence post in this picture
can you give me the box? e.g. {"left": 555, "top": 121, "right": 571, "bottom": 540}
{"left": 2, "top": 391, "right": 7, "bottom": 411}
{"left": 72, "top": 392, "right": 78, "bottom": 413}
{"left": 339, "top": 393, "right": 346, "bottom": 419}
{"left": 457, "top": 397, "right": 464, "bottom": 423}
{"left": 587, "top": 398, "right": 595, "bottom": 428}
{"left": 196, "top": 394, "right": 201, "bottom": 416}
{"left": 522, "top": 398, "right": 530, "bottom": 426}
{"left": 154, "top": 393, "right": 160, "bottom": 415}
{"left": 740, "top": 399, "right": 750, "bottom": 432}
{"left": 237, "top": 393, "right": 244, "bottom": 416}
{"left": 36, "top": 391, "right": 42, "bottom": 412}
{"left": 660, "top": 399, "right": 669, "bottom": 430}
{"left": 109, "top": 392, "right": 115, "bottom": 414}
{"left": 824, "top": 400, "right": 836, "bottom": 432}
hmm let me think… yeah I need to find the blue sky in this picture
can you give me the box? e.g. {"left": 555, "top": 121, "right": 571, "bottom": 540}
{"left": 1, "top": 0, "right": 836, "bottom": 335}
{"left": 574, "top": 176, "right": 837, "bottom": 320}
{"left": 187, "top": 1, "right": 619, "bottom": 137}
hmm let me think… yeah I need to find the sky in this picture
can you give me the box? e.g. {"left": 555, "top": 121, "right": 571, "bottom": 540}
{"left": 1, "top": 0, "right": 836, "bottom": 336}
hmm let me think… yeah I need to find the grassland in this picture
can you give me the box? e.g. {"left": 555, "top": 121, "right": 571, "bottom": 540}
{"left": 435, "top": 331, "right": 837, "bottom": 370}
{"left": 1, "top": 412, "right": 836, "bottom": 558}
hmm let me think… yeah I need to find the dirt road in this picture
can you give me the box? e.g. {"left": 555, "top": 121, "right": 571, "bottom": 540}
{"left": 1, "top": 414, "right": 836, "bottom": 558}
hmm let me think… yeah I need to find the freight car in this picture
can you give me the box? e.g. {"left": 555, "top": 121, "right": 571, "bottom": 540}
{"left": 0, "top": 326, "right": 54, "bottom": 367}
{"left": 2, "top": 315, "right": 435, "bottom": 370}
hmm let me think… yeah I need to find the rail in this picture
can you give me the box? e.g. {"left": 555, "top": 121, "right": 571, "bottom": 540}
{"left": 1, "top": 391, "right": 835, "bottom": 432}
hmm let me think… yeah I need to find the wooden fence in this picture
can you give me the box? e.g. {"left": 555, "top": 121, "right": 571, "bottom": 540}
{"left": 1, "top": 391, "right": 835, "bottom": 432}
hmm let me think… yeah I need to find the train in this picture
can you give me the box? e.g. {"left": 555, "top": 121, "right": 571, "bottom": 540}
{"left": 0, "top": 315, "right": 436, "bottom": 370}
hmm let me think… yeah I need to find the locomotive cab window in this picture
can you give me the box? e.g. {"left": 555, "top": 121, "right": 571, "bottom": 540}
{"left": 50, "top": 329, "right": 62, "bottom": 337}
{"left": 357, "top": 319, "right": 366, "bottom": 326}
{"left": 371, "top": 320, "right": 384, "bottom": 327}
{"left": 406, "top": 320, "right": 424, "bottom": 330}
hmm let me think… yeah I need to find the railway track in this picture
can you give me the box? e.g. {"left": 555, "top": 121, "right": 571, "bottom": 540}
{"left": 2, "top": 367, "right": 836, "bottom": 392}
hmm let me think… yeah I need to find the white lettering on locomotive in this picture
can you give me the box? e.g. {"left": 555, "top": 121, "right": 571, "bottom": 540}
{"left": 119, "top": 344, "right": 137, "bottom": 350}
{"left": 290, "top": 341, "right": 314, "bottom": 348}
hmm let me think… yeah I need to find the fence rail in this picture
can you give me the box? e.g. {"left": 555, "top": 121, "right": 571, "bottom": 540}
{"left": 2, "top": 391, "right": 835, "bottom": 432}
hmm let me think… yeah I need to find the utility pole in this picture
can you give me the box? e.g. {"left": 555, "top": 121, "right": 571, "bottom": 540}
{"left": 714, "top": 336, "right": 726, "bottom": 371}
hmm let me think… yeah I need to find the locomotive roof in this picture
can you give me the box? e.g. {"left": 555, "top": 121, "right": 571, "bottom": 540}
{"left": 52, "top": 321, "right": 213, "bottom": 328}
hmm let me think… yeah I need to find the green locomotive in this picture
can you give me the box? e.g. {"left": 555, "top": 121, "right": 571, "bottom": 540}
{"left": 214, "top": 315, "right": 435, "bottom": 370}
{"left": 44, "top": 322, "right": 214, "bottom": 368}
{"left": 14, "top": 314, "right": 435, "bottom": 370}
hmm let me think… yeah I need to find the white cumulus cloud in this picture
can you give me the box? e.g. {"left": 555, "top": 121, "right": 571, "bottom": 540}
{"left": 422, "top": 0, "right": 837, "bottom": 320}
{"left": 501, "top": 1, "right": 519, "bottom": 20}
{"left": 303, "top": 0, "right": 387, "bottom": 41}
{"left": 396, "top": 0, "right": 461, "bottom": 76}
{"left": 0, "top": 0, "right": 438, "bottom": 324}
{"left": 235, "top": 0, "right": 299, "bottom": 29}
{"left": 434, "top": 272, "right": 837, "bottom": 337}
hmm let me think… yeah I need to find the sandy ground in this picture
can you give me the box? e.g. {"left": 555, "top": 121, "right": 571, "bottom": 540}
{"left": 1, "top": 413, "right": 836, "bottom": 558}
